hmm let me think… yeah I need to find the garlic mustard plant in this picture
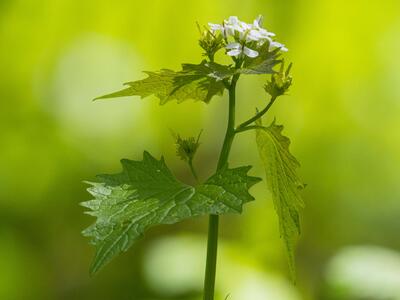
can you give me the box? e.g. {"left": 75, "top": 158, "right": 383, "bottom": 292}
{"left": 82, "top": 15, "right": 305, "bottom": 300}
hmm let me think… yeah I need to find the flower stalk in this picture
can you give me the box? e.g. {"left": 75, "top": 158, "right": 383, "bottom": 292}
{"left": 204, "top": 73, "right": 239, "bottom": 300}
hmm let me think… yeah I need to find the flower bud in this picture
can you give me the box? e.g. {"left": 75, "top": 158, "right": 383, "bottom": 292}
{"left": 172, "top": 130, "right": 202, "bottom": 162}
{"left": 197, "top": 23, "right": 224, "bottom": 61}
{"left": 264, "top": 62, "right": 293, "bottom": 98}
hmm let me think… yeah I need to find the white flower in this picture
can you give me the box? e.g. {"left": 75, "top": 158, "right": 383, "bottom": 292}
{"left": 247, "top": 29, "right": 264, "bottom": 41}
{"left": 208, "top": 23, "right": 225, "bottom": 36}
{"left": 226, "top": 42, "right": 241, "bottom": 54}
{"left": 259, "top": 28, "right": 275, "bottom": 38}
{"left": 207, "top": 15, "right": 288, "bottom": 58}
{"left": 270, "top": 41, "right": 288, "bottom": 52}
{"left": 243, "top": 46, "right": 259, "bottom": 57}
{"left": 222, "top": 16, "right": 244, "bottom": 37}
{"left": 251, "top": 16, "right": 275, "bottom": 40}
{"left": 225, "top": 16, "right": 243, "bottom": 31}
{"left": 229, "top": 15, "right": 276, "bottom": 43}
{"left": 227, "top": 16, "right": 239, "bottom": 25}
{"left": 226, "top": 42, "right": 259, "bottom": 58}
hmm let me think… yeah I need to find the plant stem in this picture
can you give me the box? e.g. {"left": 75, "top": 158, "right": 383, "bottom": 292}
{"left": 235, "top": 125, "right": 266, "bottom": 134}
{"left": 203, "top": 74, "right": 239, "bottom": 300}
{"left": 189, "top": 159, "right": 199, "bottom": 182}
{"left": 217, "top": 75, "right": 239, "bottom": 169}
{"left": 203, "top": 214, "right": 219, "bottom": 300}
{"left": 236, "top": 95, "right": 277, "bottom": 131}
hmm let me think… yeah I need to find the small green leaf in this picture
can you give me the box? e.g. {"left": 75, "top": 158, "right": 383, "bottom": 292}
{"left": 82, "top": 151, "right": 260, "bottom": 274}
{"left": 239, "top": 44, "right": 282, "bottom": 75}
{"left": 255, "top": 118, "right": 305, "bottom": 279}
{"left": 95, "top": 61, "right": 234, "bottom": 104}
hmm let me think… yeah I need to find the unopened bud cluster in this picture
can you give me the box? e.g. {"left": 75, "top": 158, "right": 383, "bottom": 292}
{"left": 264, "top": 62, "right": 293, "bottom": 98}
{"left": 173, "top": 131, "right": 202, "bottom": 162}
{"left": 198, "top": 26, "right": 225, "bottom": 61}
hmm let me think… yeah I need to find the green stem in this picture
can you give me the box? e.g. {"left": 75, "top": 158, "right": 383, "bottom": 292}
{"left": 203, "top": 214, "right": 219, "bottom": 300}
{"left": 203, "top": 74, "right": 239, "bottom": 300}
{"left": 217, "top": 75, "right": 238, "bottom": 170}
{"left": 189, "top": 159, "right": 199, "bottom": 182}
{"left": 235, "top": 124, "right": 266, "bottom": 134}
{"left": 236, "top": 95, "right": 277, "bottom": 131}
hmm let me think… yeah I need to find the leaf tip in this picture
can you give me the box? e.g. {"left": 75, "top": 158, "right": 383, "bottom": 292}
{"left": 120, "top": 158, "right": 130, "bottom": 164}
{"left": 89, "top": 266, "right": 98, "bottom": 277}
{"left": 142, "top": 150, "right": 152, "bottom": 160}
{"left": 83, "top": 180, "right": 96, "bottom": 186}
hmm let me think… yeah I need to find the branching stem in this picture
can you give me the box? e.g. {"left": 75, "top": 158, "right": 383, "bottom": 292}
{"left": 236, "top": 96, "right": 277, "bottom": 132}
{"left": 203, "top": 74, "right": 277, "bottom": 300}
{"left": 235, "top": 125, "right": 267, "bottom": 134}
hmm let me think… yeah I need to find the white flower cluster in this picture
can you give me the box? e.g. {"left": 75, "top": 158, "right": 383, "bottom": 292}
{"left": 208, "top": 15, "right": 288, "bottom": 58}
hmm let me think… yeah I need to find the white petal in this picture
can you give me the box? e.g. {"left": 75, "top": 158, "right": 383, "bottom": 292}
{"left": 226, "top": 42, "right": 241, "bottom": 49}
{"left": 208, "top": 23, "right": 223, "bottom": 32}
{"left": 224, "top": 17, "right": 248, "bottom": 35}
{"left": 270, "top": 41, "right": 288, "bottom": 52}
{"left": 234, "top": 24, "right": 245, "bottom": 32}
{"left": 243, "top": 47, "right": 259, "bottom": 58}
{"left": 228, "top": 16, "right": 239, "bottom": 24}
{"left": 261, "top": 30, "right": 275, "bottom": 38}
{"left": 224, "top": 25, "right": 235, "bottom": 36}
{"left": 227, "top": 49, "right": 242, "bottom": 57}
{"left": 240, "top": 22, "right": 251, "bottom": 31}
{"left": 247, "top": 29, "right": 263, "bottom": 41}
{"left": 264, "top": 36, "right": 273, "bottom": 43}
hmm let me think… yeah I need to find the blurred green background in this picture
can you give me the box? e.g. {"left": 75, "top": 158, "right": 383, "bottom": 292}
{"left": 1, "top": 0, "right": 400, "bottom": 299}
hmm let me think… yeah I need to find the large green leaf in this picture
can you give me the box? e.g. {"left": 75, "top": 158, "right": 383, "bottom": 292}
{"left": 94, "top": 61, "right": 234, "bottom": 104}
{"left": 255, "top": 119, "right": 305, "bottom": 278}
{"left": 82, "top": 151, "right": 260, "bottom": 274}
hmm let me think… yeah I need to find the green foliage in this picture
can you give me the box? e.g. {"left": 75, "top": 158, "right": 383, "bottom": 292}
{"left": 94, "top": 61, "right": 234, "bottom": 104}
{"left": 255, "top": 118, "right": 305, "bottom": 278}
{"left": 82, "top": 151, "right": 260, "bottom": 274}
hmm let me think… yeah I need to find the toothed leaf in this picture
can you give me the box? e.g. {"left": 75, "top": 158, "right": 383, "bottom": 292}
{"left": 255, "top": 119, "right": 305, "bottom": 279}
{"left": 82, "top": 151, "right": 260, "bottom": 274}
{"left": 95, "top": 61, "right": 234, "bottom": 104}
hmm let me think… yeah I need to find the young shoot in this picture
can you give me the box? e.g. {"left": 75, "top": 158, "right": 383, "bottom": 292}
{"left": 172, "top": 130, "right": 202, "bottom": 181}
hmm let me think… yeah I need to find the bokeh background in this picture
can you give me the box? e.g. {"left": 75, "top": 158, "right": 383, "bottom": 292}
{"left": 1, "top": 0, "right": 400, "bottom": 299}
